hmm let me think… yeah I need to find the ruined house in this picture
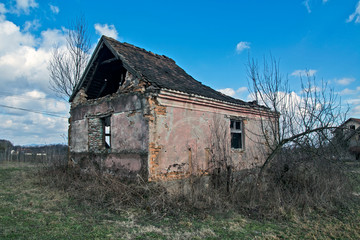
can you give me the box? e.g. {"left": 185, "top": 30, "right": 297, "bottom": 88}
{"left": 336, "top": 118, "right": 360, "bottom": 159}
{"left": 68, "top": 35, "right": 276, "bottom": 181}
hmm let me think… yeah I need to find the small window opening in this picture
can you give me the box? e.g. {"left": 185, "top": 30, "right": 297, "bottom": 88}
{"left": 230, "top": 119, "right": 243, "bottom": 149}
{"left": 350, "top": 125, "right": 356, "bottom": 130}
{"left": 103, "top": 116, "right": 111, "bottom": 148}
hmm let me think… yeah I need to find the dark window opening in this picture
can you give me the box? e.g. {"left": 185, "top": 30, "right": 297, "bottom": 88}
{"left": 350, "top": 125, "right": 356, "bottom": 130}
{"left": 230, "top": 119, "right": 243, "bottom": 149}
{"left": 85, "top": 46, "right": 127, "bottom": 99}
{"left": 102, "top": 116, "right": 111, "bottom": 148}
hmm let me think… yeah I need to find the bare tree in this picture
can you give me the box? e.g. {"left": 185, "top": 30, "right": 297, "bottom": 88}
{"left": 247, "top": 56, "right": 347, "bottom": 174}
{"left": 49, "top": 17, "right": 91, "bottom": 100}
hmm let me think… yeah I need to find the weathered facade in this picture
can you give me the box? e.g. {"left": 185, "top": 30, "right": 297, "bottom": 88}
{"left": 69, "top": 36, "right": 276, "bottom": 181}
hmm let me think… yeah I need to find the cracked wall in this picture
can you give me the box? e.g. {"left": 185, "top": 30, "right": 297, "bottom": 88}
{"left": 69, "top": 92, "right": 149, "bottom": 180}
{"left": 69, "top": 88, "right": 273, "bottom": 182}
{"left": 147, "top": 92, "right": 271, "bottom": 181}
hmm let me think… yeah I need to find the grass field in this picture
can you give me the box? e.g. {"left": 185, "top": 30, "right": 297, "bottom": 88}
{"left": 0, "top": 161, "right": 359, "bottom": 239}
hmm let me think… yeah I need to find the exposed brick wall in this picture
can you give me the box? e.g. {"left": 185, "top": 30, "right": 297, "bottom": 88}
{"left": 148, "top": 142, "right": 161, "bottom": 180}
{"left": 88, "top": 117, "right": 104, "bottom": 151}
{"left": 155, "top": 105, "right": 166, "bottom": 115}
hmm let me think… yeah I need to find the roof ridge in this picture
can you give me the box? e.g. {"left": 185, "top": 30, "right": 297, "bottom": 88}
{"left": 87, "top": 35, "right": 254, "bottom": 107}
{"left": 103, "top": 35, "right": 176, "bottom": 63}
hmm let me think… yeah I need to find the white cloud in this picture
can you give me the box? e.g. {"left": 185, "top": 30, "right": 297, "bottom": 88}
{"left": 40, "top": 28, "right": 67, "bottom": 50}
{"left": 346, "top": 97, "right": 360, "bottom": 105}
{"left": 347, "top": 1, "right": 360, "bottom": 23}
{"left": 236, "top": 87, "right": 247, "bottom": 94}
{"left": 340, "top": 86, "right": 360, "bottom": 96}
{"left": 0, "top": 18, "right": 36, "bottom": 54}
{"left": 291, "top": 69, "right": 317, "bottom": 77}
{"left": 0, "top": 15, "right": 70, "bottom": 144}
{"left": 303, "top": 0, "right": 311, "bottom": 13}
{"left": 0, "top": 3, "right": 7, "bottom": 14}
{"left": 339, "top": 88, "right": 356, "bottom": 95}
{"left": 0, "top": 45, "right": 52, "bottom": 89}
{"left": 49, "top": 4, "right": 59, "bottom": 14}
{"left": 303, "top": 0, "right": 329, "bottom": 13}
{"left": 218, "top": 88, "right": 236, "bottom": 97}
{"left": 217, "top": 87, "right": 248, "bottom": 98}
{"left": 1, "top": 90, "right": 69, "bottom": 145}
{"left": 351, "top": 105, "right": 360, "bottom": 116}
{"left": 14, "top": 0, "right": 38, "bottom": 14}
{"left": 94, "top": 23, "right": 118, "bottom": 39}
{"left": 23, "top": 19, "right": 40, "bottom": 32}
{"left": 3, "top": 91, "right": 67, "bottom": 113}
{"left": 334, "top": 77, "right": 355, "bottom": 85}
{"left": 0, "top": 112, "right": 68, "bottom": 145}
{"left": 235, "top": 41, "right": 250, "bottom": 54}
{"left": 248, "top": 90, "right": 303, "bottom": 113}
{"left": 0, "top": 16, "right": 67, "bottom": 91}
{"left": 24, "top": 90, "right": 46, "bottom": 99}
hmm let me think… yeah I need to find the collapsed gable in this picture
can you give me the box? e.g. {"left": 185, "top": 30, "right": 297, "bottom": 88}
{"left": 76, "top": 42, "right": 126, "bottom": 99}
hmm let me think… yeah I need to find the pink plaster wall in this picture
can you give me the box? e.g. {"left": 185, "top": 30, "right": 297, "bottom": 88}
{"left": 148, "top": 91, "right": 272, "bottom": 181}
{"left": 69, "top": 93, "right": 149, "bottom": 179}
{"left": 69, "top": 119, "right": 88, "bottom": 153}
{"left": 111, "top": 112, "right": 148, "bottom": 151}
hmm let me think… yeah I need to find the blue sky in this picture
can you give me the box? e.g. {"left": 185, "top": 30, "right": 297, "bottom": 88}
{"left": 0, "top": 0, "right": 359, "bottom": 145}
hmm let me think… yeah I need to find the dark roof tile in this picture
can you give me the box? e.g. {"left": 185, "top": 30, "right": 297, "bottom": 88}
{"left": 103, "top": 36, "right": 250, "bottom": 106}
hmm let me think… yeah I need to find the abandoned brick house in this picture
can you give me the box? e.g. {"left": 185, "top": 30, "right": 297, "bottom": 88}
{"left": 68, "top": 35, "right": 275, "bottom": 181}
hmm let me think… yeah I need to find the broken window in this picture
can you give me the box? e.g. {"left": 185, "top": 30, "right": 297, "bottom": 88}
{"left": 102, "top": 116, "right": 111, "bottom": 148}
{"left": 230, "top": 119, "right": 243, "bottom": 149}
{"left": 350, "top": 125, "right": 356, "bottom": 130}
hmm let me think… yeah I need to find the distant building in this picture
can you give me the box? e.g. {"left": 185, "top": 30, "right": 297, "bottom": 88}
{"left": 68, "top": 36, "right": 277, "bottom": 181}
{"left": 336, "top": 118, "right": 360, "bottom": 159}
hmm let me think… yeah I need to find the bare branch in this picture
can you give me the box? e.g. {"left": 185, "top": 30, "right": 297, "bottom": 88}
{"left": 247, "top": 55, "right": 348, "bottom": 175}
{"left": 48, "top": 17, "right": 91, "bottom": 100}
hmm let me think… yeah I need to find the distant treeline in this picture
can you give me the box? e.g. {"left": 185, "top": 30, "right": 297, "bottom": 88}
{"left": 0, "top": 139, "right": 68, "bottom": 164}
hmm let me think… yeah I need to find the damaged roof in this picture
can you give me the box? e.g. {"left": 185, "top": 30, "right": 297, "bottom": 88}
{"left": 70, "top": 35, "right": 253, "bottom": 106}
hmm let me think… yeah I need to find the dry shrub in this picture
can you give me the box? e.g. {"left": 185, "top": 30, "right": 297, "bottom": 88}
{"left": 231, "top": 148, "right": 355, "bottom": 219}
{"left": 38, "top": 148, "right": 356, "bottom": 220}
{"left": 38, "top": 164, "right": 220, "bottom": 218}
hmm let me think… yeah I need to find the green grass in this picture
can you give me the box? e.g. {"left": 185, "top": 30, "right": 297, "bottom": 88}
{"left": 0, "top": 161, "right": 359, "bottom": 239}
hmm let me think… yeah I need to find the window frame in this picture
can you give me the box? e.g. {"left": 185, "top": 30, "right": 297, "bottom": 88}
{"left": 230, "top": 119, "right": 244, "bottom": 150}
{"left": 102, "top": 116, "right": 111, "bottom": 149}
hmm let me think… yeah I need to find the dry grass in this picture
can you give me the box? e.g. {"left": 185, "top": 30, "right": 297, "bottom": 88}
{"left": 1, "top": 160, "right": 359, "bottom": 239}
{"left": 228, "top": 154, "right": 356, "bottom": 219}
{"left": 37, "top": 149, "right": 357, "bottom": 222}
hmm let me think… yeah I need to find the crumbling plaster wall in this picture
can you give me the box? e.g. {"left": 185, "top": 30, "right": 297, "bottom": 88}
{"left": 148, "top": 92, "right": 270, "bottom": 181}
{"left": 69, "top": 92, "right": 149, "bottom": 179}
